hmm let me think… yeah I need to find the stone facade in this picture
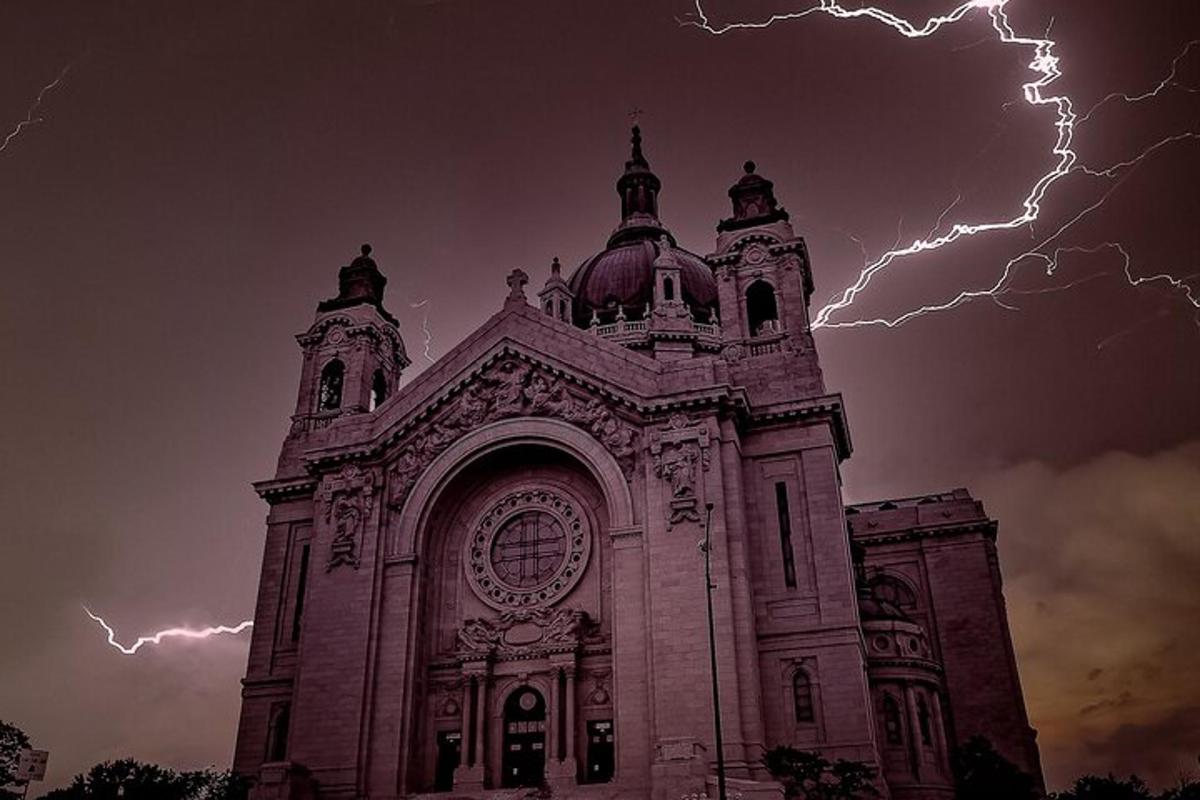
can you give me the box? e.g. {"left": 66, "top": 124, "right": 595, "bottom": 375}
{"left": 233, "top": 131, "right": 1042, "bottom": 799}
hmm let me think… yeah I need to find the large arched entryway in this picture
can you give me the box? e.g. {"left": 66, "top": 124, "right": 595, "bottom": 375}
{"left": 502, "top": 687, "right": 547, "bottom": 788}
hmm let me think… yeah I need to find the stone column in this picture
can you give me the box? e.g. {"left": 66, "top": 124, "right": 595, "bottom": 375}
{"left": 904, "top": 684, "right": 924, "bottom": 782}
{"left": 548, "top": 656, "right": 579, "bottom": 788}
{"left": 549, "top": 668, "right": 561, "bottom": 763}
{"left": 930, "top": 690, "right": 950, "bottom": 775}
{"left": 564, "top": 666, "right": 577, "bottom": 764}
{"left": 461, "top": 679, "right": 475, "bottom": 766}
{"left": 454, "top": 665, "right": 487, "bottom": 791}
{"left": 473, "top": 674, "right": 487, "bottom": 772}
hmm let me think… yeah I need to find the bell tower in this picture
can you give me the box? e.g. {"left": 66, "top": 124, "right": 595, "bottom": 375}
{"left": 283, "top": 245, "right": 409, "bottom": 468}
{"left": 708, "top": 162, "right": 824, "bottom": 400}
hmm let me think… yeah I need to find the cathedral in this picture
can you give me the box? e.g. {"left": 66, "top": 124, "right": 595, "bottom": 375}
{"left": 233, "top": 128, "right": 1043, "bottom": 799}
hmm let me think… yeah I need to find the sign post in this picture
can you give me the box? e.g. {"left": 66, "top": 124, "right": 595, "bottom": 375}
{"left": 15, "top": 749, "right": 49, "bottom": 799}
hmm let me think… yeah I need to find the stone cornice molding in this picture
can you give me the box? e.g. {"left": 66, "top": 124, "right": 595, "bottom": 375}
{"left": 851, "top": 520, "right": 998, "bottom": 545}
{"left": 253, "top": 476, "right": 319, "bottom": 502}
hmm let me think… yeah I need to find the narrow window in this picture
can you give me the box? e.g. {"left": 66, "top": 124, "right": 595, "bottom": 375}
{"left": 883, "top": 694, "right": 903, "bottom": 745}
{"left": 291, "top": 544, "right": 310, "bottom": 643}
{"left": 370, "top": 369, "right": 388, "bottom": 411}
{"left": 318, "top": 359, "right": 344, "bottom": 411}
{"left": 746, "top": 280, "right": 779, "bottom": 336}
{"left": 917, "top": 695, "right": 932, "bottom": 745}
{"left": 663, "top": 277, "right": 675, "bottom": 301}
{"left": 558, "top": 299, "right": 567, "bottom": 320}
{"left": 792, "top": 672, "right": 814, "bottom": 723}
{"left": 267, "top": 702, "right": 291, "bottom": 762}
{"left": 775, "top": 482, "right": 797, "bottom": 588}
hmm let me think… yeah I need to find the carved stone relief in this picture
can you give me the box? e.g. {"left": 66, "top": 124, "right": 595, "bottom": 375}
{"left": 321, "top": 463, "right": 376, "bottom": 570}
{"left": 649, "top": 414, "right": 712, "bottom": 526}
{"left": 456, "top": 607, "right": 593, "bottom": 659}
{"left": 387, "top": 359, "right": 639, "bottom": 511}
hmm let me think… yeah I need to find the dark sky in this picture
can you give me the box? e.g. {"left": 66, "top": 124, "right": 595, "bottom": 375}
{"left": 2, "top": 0, "right": 1198, "bottom": 792}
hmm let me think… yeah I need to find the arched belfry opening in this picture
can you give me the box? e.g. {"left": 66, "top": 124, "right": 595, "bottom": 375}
{"left": 403, "top": 438, "right": 618, "bottom": 793}
{"left": 370, "top": 368, "right": 388, "bottom": 411}
{"left": 746, "top": 280, "right": 780, "bottom": 336}
{"left": 317, "top": 359, "right": 344, "bottom": 411}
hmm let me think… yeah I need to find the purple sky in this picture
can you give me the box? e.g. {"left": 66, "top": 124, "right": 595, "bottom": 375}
{"left": 2, "top": 0, "right": 1198, "bottom": 792}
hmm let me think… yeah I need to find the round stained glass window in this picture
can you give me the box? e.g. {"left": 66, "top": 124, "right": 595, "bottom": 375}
{"left": 465, "top": 489, "right": 591, "bottom": 610}
{"left": 490, "top": 511, "right": 568, "bottom": 588}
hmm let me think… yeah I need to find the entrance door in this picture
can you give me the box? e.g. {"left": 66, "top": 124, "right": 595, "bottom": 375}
{"left": 434, "top": 730, "right": 461, "bottom": 791}
{"left": 502, "top": 688, "right": 547, "bottom": 788}
{"left": 586, "top": 719, "right": 614, "bottom": 783}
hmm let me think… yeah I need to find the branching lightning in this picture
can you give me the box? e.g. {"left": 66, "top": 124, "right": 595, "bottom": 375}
{"left": 1078, "top": 38, "right": 1200, "bottom": 125}
{"left": 689, "top": 1, "right": 1200, "bottom": 331}
{"left": 84, "top": 606, "right": 253, "bottom": 656}
{"left": 1, "top": 62, "right": 74, "bottom": 156}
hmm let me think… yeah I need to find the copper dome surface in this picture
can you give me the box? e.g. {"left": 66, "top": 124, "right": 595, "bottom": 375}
{"left": 567, "top": 238, "right": 717, "bottom": 321}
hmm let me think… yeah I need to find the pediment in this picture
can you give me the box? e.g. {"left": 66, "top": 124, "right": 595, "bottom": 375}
{"left": 301, "top": 305, "right": 669, "bottom": 498}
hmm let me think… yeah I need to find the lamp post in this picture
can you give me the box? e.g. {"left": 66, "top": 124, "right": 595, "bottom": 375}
{"left": 701, "top": 502, "right": 728, "bottom": 800}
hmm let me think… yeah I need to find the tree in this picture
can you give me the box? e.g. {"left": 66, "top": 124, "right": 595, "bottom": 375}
{"left": 36, "top": 761, "right": 246, "bottom": 800}
{"left": 762, "top": 746, "right": 880, "bottom": 800}
{"left": 952, "top": 736, "right": 1038, "bottom": 800}
{"left": 1159, "top": 778, "right": 1200, "bottom": 800}
{"left": 1051, "top": 774, "right": 1154, "bottom": 800}
{"left": 0, "top": 720, "right": 32, "bottom": 800}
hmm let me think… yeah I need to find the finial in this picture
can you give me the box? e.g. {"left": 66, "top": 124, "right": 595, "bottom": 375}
{"left": 551, "top": 256, "right": 561, "bottom": 276}
{"left": 361, "top": 243, "right": 372, "bottom": 256}
{"left": 743, "top": 161, "right": 756, "bottom": 174}
{"left": 630, "top": 125, "right": 645, "bottom": 165}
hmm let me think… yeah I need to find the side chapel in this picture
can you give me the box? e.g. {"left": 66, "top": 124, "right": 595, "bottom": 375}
{"left": 234, "top": 128, "right": 1043, "bottom": 800}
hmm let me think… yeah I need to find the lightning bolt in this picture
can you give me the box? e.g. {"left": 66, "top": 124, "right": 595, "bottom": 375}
{"left": 689, "top": 1, "right": 1200, "bottom": 331}
{"left": 1078, "top": 38, "right": 1200, "bottom": 125}
{"left": 410, "top": 299, "right": 436, "bottom": 362}
{"left": 1, "top": 62, "right": 74, "bottom": 156}
{"left": 83, "top": 606, "right": 253, "bottom": 656}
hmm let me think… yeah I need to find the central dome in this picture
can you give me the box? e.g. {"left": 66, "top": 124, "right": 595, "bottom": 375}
{"left": 568, "top": 237, "right": 718, "bottom": 324}
{"left": 565, "top": 126, "right": 718, "bottom": 325}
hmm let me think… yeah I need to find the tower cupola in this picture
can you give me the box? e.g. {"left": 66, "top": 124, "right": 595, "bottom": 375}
{"left": 610, "top": 126, "right": 667, "bottom": 246}
{"left": 318, "top": 244, "right": 396, "bottom": 324}
{"left": 718, "top": 161, "right": 789, "bottom": 233}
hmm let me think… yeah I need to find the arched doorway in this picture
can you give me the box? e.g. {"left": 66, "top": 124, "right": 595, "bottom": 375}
{"left": 502, "top": 687, "right": 547, "bottom": 788}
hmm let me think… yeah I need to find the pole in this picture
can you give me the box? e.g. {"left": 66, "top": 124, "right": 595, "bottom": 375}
{"left": 702, "top": 502, "right": 728, "bottom": 800}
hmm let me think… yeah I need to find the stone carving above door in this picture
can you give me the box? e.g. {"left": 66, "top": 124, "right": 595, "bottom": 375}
{"left": 456, "top": 607, "right": 592, "bottom": 659}
{"left": 386, "top": 358, "right": 640, "bottom": 511}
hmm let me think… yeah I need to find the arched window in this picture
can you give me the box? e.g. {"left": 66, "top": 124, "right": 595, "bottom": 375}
{"left": 745, "top": 280, "right": 779, "bottom": 336}
{"left": 868, "top": 574, "right": 919, "bottom": 614}
{"left": 267, "top": 702, "right": 291, "bottom": 762}
{"left": 792, "top": 672, "right": 814, "bottom": 723}
{"left": 663, "top": 277, "right": 675, "bottom": 301}
{"left": 370, "top": 369, "right": 388, "bottom": 411}
{"left": 883, "top": 694, "right": 903, "bottom": 745}
{"left": 917, "top": 695, "right": 933, "bottom": 745}
{"left": 545, "top": 300, "right": 553, "bottom": 314}
{"left": 318, "top": 359, "right": 344, "bottom": 411}
{"left": 558, "top": 299, "right": 567, "bottom": 320}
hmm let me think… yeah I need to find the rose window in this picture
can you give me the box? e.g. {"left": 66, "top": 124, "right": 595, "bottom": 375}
{"left": 466, "top": 489, "right": 591, "bottom": 610}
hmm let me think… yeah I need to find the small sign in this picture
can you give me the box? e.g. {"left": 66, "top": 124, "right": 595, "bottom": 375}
{"left": 16, "top": 749, "right": 49, "bottom": 782}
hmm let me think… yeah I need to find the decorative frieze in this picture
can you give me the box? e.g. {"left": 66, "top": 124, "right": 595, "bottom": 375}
{"left": 387, "top": 359, "right": 639, "bottom": 511}
{"left": 456, "top": 607, "right": 593, "bottom": 660}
